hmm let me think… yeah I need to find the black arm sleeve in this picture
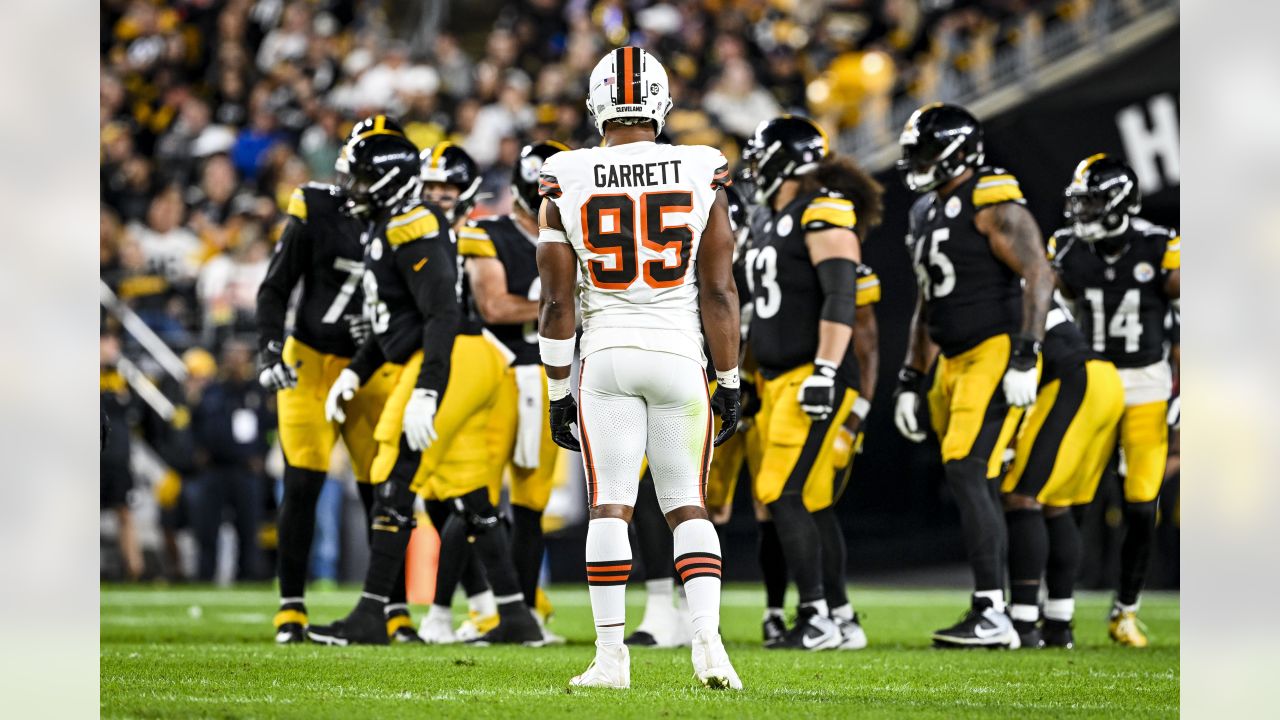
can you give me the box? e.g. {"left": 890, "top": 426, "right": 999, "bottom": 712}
{"left": 395, "top": 238, "right": 461, "bottom": 395}
{"left": 255, "top": 218, "right": 310, "bottom": 351}
{"left": 815, "top": 258, "right": 859, "bottom": 327}
{"left": 346, "top": 339, "right": 386, "bottom": 383}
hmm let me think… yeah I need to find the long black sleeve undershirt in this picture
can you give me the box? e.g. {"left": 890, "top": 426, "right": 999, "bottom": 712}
{"left": 394, "top": 237, "right": 461, "bottom": 396}
{"left": 346, "top": 339, "right": 386, "bottom": 383}
{"left": 255, "top": 218, "right": 310, "bottom": 351}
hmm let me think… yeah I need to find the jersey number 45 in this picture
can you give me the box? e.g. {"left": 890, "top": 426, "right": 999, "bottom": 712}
{"left": 582, "top": 192, "right": 694, "bottom": 290}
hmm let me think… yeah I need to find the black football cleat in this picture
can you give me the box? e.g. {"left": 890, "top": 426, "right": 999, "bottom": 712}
{"left": 469, "top": 605, "right": 545, "bottom": 646}
{"left": 762, "top": 614, "right": 788, "bottom": 648}
{"left": 274, "top": 605, "right": 308, "bottom": 645}
{"left": 766, "top": 607, "right": 839, "bottom": 650}
{"left": 386, "top": 610, "right": 425, "bottom": 644}
{"left": 275, "top": 622, "right": 306, "bottom": 645}
{"left": 1042, "top": 619, "right": 1075, "bottom": 649}
{"left": 931, "top": 597, "right": 1019, "bottom": 648}
{"left": 624, "top": 630, "right": 658, "bottom": 646}
{"left": 1014, "top": 620, "right": 1044, "bottom": 649}
{"left": 307, "top": 609, "right": 390, "bottom": 646}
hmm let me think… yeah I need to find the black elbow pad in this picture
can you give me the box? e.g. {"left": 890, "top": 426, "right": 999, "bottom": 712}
{"left": 816, "top": 258, "right": 859, "bottom": 327}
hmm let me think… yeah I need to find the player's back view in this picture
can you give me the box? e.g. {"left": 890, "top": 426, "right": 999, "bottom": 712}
{"left": 536, "top": 47, "right": 743, "bottom": 690}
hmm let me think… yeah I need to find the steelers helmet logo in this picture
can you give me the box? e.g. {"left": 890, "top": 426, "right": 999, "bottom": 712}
{"left": 519, "top": 155, "right": 543, "bottom": 183}
{"left": 945, "top": 196, "right": 962, "bottom": 218}
{"left": 776, "top": 215, "right": 794, "bottom": 237}
{"left": 1133, "top": 261, "right": 1155, "bottom": 283}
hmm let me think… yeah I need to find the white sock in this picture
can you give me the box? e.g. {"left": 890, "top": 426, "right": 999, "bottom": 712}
{"left": 800, "top": 599, "right": 830, "bottom": 617}
{"left": 1115, "top": 599, "right": 1140, "bottom": 614}
{"left": 426, "top": 604, "right": 452, "bottom": 623}
{"left": 974, "top": 590, "right": 1006, "bottom": 614}
{"left": 469, "top": 589, "right": 497, "bottom": 618}
{"left": 1009, "top": 603, "right": 1039, "bottom": 623}
{"left": 831, "top": 603, "right": 854, "bottom": 621}
{"left": 586, "top": 517, "right": 632, "bottom": 646}
{"left": 642, "top": 578, "right": 674, "bottom": 621}
{"left": 763, "top": 607, "right": 784, "bottom": 620}
{"left": 673, "top": 518, "right": 722, "bottom": 637}
{"left": 1044, "top": 597, "right": 1075, "bottom": 622}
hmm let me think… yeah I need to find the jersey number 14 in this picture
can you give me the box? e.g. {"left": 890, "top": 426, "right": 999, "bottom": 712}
{"left": 1084, "top": 288, "right": 1143, "bottom": 353}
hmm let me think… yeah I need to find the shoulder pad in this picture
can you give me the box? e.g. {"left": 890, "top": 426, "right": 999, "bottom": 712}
{"left": 855, "top": 264, "right": 881, "bottom": 306}
{"left": 287, "top": 186, "right": 308, "bottom": 221}
{"left": 972, "top": 167, "right": 1025, "bottom": 208}
{"left": 458, "top": 220, "right": 497, "bottom": 258}
{"left": 1048, "top": 228, "right": 1078, "bottom": 263}
{"left": 386, "top": 206, "right": 442, "bottom": 247}
{"left": 1161, "top": 232, "right": 1181, "bottom": 271}
{"left": 801, "top": 191, "right": 856, "bottom": 232}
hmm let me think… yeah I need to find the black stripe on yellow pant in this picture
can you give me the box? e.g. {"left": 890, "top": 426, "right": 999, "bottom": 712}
{"left": 752, "top": 364, "right": 855, "bottom": 512}
{"left": 1001, "top": 365, "right": 1089, "bottom": 500}
{"left": 927, "top": 333, "right": 1026, "bottom": 473}
{"left": 1119, "top": 400, "right": 1168, "bottom": 503}
{"left": 1034, "top": 360, "right": 1125, "bottom": 507}
{"left": 277, "top": 336, "right": 395, "bottom": 482}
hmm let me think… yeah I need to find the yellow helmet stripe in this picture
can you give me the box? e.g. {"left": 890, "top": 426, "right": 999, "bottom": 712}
{"left": 429, "top": 141, "right": 454, "bottom": 170}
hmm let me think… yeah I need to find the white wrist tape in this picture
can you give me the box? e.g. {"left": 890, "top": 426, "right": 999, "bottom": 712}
{"left": 852, "top": 396, "right": 871, "bottom": 420}
{"left": 539, "top": 334, "right": 576, "bottom": 367}
{"left": 715, "top": 367, "right": 740, "bottom": 390}
{"left": 546, "top": 376, "right": 571, "bottom": 401}
{"left": 538, "top": 227, "right": 568, "bottom": 244}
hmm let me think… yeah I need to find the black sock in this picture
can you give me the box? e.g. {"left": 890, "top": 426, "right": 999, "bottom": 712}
{"left": 633, "top": 470, "right": 674, "bottom": 581}
{"left": 1119, "top": 500, "right": 1157, "bottom": 606}
{"left": 510, "top": 505, "right": 544, "bottom": 606}
{"left": 277, "top": 465, "right": 326, "bottom": 600}
{"left": 457, "top": 489, "right": 523, "bottom": 599}
{"left": 767, "top": 494, "right": 824, "bottom": 605}
{"left": 813, "top": 507, "right": 849, "bottom": 610}
{"left": 433, "top": 512, "right": 470, "bottom": 607}
{"left": 356, "top": 445, "right": 418, "bottom": 614}
{"left": 1045, "top": 510, "right": 1081, "bottom": 601}
{"left": 758, "top": 520, "right": 787, "bottom": 609}
{"left": 1005, "top": 507, "right": 1047, "bottom": 610}
{"left": 945, "top": 457, "right": 1005, "bottom": 591}
{"left": 361, "top": 483, "right": 409, "bottom": 607}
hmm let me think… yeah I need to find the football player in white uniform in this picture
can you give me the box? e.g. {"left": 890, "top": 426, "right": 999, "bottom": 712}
{"left": 536, "top": 46, "right": 743, "bottom": 690}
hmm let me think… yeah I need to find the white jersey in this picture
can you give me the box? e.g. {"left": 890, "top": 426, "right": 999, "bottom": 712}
{"left": 539, "top": 141, "right": 731, "bottom": 365}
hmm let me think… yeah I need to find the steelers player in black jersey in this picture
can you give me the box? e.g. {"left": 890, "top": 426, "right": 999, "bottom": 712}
{"left": 448, "top": 141, "right": 573, "bottom": 645}
{"left": 303, "top": 132, "right": 462, "bottom": 645}
{"left": 998, "top": 295, "right": 1124, "bottom": 648}
{"left": 892, "top": 103, "right": 1054, "bottom": 648}
{"left": 1050, "top": 154, "right": 1180, "bottom": 647}
{"left": 740, "top": 115, "right": 884, "bottom": 650}
{"left": 411, "top": 142, "right": 548, "bottom": 645}
{"left": 255, "top": 115, "right": 412, "bottom": 644}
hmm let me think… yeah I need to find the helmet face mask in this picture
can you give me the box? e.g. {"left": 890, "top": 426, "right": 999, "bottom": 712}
{"left": 511, "top": 141, "right": 567, "bottom": 218}
{"left": 336, "top": 136, "right": 420, "bottom": 220}
{"left": 896, "top": 103, "right": 984, "bottom": 193}
{"left": 587, "top": 46, "right": 673, "bottom": 136}
{"left": 1063, "top": 154, "right": 1141, "bottom": 242}
{"left": 741, "top": 115, "right": 828, "bottom": 205}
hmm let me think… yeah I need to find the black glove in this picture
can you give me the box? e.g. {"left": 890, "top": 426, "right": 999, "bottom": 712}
{"left": 797, "top": 360, "right": 838, "bottom": 421}
{"left": 711, "top": 384, "right": 741, "bottom": 447}
{"left": 548, "top": 395, "right": 581, "bottom": 451}
{"left": 257, "top": 340, "right": 298, "bottom": 391}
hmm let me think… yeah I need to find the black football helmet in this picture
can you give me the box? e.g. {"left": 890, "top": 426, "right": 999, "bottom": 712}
{"left": 741, "top": 115, "right": 829, "bottom": 204}
{"left": 1063, "top": 153, "right": 1141, "bottom": 241}
{"left": 897, "top": 103, "right": 984, "bottom": 193}
{"left": 335, "top": 133, "right": 421, "bottom": 220}
{"left": 349, "top": 114, "right": 406, "bottom": 141}
{"left": 512, "top": 141, "right": 569, "bottom": 217}
{"left": 722, "top": 182, "right": 750, "bottom": 257}
{"left": 420, "top": 142, "right": 481, "bottom": 224}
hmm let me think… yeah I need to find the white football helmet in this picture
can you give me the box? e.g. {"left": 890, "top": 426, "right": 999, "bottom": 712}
{"left": 586, "top": 46, "right": 673, "bottom": 136}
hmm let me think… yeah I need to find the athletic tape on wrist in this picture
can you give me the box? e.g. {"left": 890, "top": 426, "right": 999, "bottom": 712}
{"left": 852, "top": 396, "right": 871, "bottom": 420}
{"left": 546, "top": 376, "right": 570, "bottom": 401}
{"left": 715, "top": 367, "right": 740, "bottom": 389}
{"left": 538, "top": 227, "right": 568, "bottom": 244}
{"left": 538, "top": 335, "right": 576, "bottom": 367}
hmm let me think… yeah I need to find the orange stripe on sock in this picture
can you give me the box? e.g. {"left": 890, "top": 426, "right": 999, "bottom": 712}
{"left": 587, "top": 574, "right": 631, "bottom": 582}
{"left": 675, "top": 556, "right": 721, "bottom": 571}
{"left": 586, "top": 564, "right": 632, "bottom": 572}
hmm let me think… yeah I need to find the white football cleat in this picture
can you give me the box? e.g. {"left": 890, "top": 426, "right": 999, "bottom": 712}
{"left": 419, "top": 612, "right": 458, "bottom": 645}
{"left": 569, "top": 643, "right": 630, "bottom": 689}
{"left": 534, "top": 611, "right": 566, "bottom": 645}
{"left": 691, "top": 629, "right": 742, "bottom": 690}
{"left": 625, "top": 600, "right": 687, "bottom": 648}
{"left": 835, "top": 615, "right": 868, "bottom": 650}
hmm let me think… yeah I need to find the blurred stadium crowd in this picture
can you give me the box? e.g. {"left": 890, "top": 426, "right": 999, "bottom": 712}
{"left": 100, "top": 0, "right": 1121, "bottom": 581}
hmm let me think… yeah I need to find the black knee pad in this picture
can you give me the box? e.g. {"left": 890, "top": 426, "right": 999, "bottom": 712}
{"left": 451, "top": 488, "right": 501, "bottom": 535}
{"left": 372, "top": 480, "right": 417, "bottom": 532}
{"left": 1123, "top": 500, "right": 1157, "bottom": 523}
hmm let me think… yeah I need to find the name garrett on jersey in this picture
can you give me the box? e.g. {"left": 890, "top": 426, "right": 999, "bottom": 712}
{"left": 592, "top": 160, "right": 683, "bottom": 187}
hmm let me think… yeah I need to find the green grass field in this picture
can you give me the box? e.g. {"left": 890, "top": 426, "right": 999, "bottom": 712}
{"left": 101, "top": 584, "right": 1178, "bottom": 718}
